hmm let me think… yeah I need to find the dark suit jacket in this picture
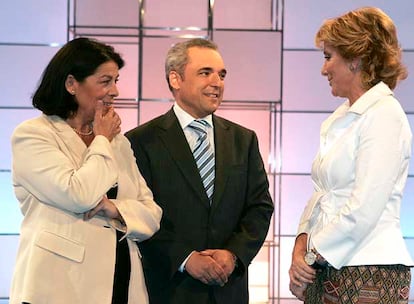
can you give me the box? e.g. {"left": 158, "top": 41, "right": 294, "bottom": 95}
{"left": 125, "top": 109, "right": 274, "bottom": 304}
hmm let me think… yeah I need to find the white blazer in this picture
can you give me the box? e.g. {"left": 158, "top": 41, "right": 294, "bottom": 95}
{"left": 298, "top": 82, "right": 413, "bottom": 269}
{"left": 9, "top": 114, "right": 162, "bottom": 304}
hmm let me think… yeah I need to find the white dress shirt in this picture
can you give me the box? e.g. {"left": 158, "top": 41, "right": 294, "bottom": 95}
{"left": 173, "top": 102, "right": 215, "bottom": 151}
{"left": 298, "top": 82, "right": 413, "bottom": 269}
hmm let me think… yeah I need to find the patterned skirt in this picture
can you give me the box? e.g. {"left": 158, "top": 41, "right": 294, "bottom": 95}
{"left": 305, "top": 264, "right": 411, "bottom": 304}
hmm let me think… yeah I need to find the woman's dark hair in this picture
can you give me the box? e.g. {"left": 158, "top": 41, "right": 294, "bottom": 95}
{"left": 32, "top": 37, "right": 124, "bottom": 119}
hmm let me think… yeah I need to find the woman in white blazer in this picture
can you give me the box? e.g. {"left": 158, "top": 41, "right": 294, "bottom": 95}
{"left": 9, "top": 38, "right": 162, "bottom": 304}
{"left": 288, "top": 7, "right": 412, "bottom": 304}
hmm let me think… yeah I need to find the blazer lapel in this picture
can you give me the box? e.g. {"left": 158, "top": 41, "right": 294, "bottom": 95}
{"left": 158, "top": 109, "right": 210, "bottom": 208}
{"left": 45, "top": 115, "right": 87, "bottom": 167}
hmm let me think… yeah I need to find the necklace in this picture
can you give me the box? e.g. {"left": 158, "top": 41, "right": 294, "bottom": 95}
{"left": 72, "top": 127, "right": 93, "bottom": 136}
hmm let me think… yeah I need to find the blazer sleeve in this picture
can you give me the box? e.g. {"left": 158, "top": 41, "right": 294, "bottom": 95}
{"left": 224, "top": 132, "right": 274, "bottom": 270}
{"left": 12, "top": 119, "right": 118, "bottom": 214}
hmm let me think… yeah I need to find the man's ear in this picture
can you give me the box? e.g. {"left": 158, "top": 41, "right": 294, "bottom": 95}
{"left": 169, "top": 71, "right": 181, "bottom": 90}
{"left": 65, "top": 74, "right": 77, "bottom": 95}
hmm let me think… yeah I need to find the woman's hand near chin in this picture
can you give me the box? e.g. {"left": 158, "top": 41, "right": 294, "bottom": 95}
{"left": 93, "top": 100, "right": 121, "bottom": 141}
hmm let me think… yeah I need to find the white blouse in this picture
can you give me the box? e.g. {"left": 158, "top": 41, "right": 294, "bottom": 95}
{"left": 298, "top": 82, "right": 413, "bottom": 269}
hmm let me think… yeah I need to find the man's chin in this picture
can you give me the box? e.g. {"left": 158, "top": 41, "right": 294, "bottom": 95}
{"left": 209, "top": 103, "right": 221, "bottom": 114}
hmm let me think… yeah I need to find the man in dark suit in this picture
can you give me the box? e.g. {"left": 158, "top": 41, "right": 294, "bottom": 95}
{"left": 125, "top": 38, "right": 274, "bottom": 304}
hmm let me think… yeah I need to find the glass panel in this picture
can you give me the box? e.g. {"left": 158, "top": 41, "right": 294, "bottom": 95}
{"left": 272, "top": 174, "right": 280, "bottom": 238}
{"left": 0, "top": 45, "right": 60, "bottom": 107}
{"left": 266, "top": 174, "right": 276, "bottom": 241}
{"left": 280, "top": 175, "right": 313, "bottom": 235}
{"left": 73, "top": 33, "right": 140, "bottom": 45}
{"left": 214, "top": 0, "right": 273, "bottom": 29}
{"left": 141, "top": 29, "right": 208, "bottom": 38}
{"left": 281, "top": 113, "right": 329, "bottom": 173}
{"left": 283, "top": 50, "right": 340, "bottom": 112}
{"left": 396, "top": 52, "right": 414, "bottom": 112}
{"left": 284, "top": 52, "right": 413, "bottom": 113}
{"left": 279, "top": 236, "right": 295, "bottom": 298}
{"left": 0, "top": 235, "right": 19, "bottom": 297}
{"left": 268, "top": 105, "right": 282, "bottom": 176}
{"left": 284, "top": 0, "right": 414, "bottom": 49}
{"left": 405, "top": 238, "right": 414, "bottom": 300}
{"left": 74, "top": 0, "right": 139, "bottom": 27}
{"left": 0, "top": 0, "right": 67, "bottom": 44}
{"left": 144, "top": 0, "right": 208, "bottom": 29}
{"left": 1, "top": 42, "right": 138, "bottom": 106}
{"left": 0, "top": 109, "right": 39, "bottom": 169}
{"left": 111, "top": 44, "right": 139, "bottom": 100}
{"left": 141, "top": 37, "right": 179, "bottom": 100}
{"left": 214, "top": 30, "right": 282, "bottom": 102}
{"left": 401, "top": 177, "right": 414, "bottom": 237}
{"left": 407, "top": 115, "right": 414, "bottom": 175}
{"left": 142, "top": 32, "right": 282, "bottom": 102}
{"left": 116, "top": 107, "right": 138, "bottom": 134}
{"left": 0, "top": 172, "right": 23, "bottom": 234}
{"left": 249, "top": 243, "right": 272, "bottom": 303}
{"left": 138, "top": 101, "right": 174, "bottom": 125}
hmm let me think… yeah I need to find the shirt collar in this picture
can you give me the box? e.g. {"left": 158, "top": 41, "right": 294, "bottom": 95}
{"left": 348, "top": 81, "right": 394, "bottom": 115}
{"left": 173, "top": 102, "right": 213, "bottom": 129}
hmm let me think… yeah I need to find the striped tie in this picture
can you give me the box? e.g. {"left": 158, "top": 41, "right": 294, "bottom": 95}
{"left": 188, "top": 120, "right": 215, "bottom": 201}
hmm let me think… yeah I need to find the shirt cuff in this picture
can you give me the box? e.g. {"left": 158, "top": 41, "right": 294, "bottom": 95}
{"left": 179, "top": 251, "right": 195, "bottom": 272}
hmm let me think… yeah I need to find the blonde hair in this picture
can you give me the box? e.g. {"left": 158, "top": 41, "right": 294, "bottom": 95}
{"left": 315, "top": 7, "right": 407, "bottom": 90}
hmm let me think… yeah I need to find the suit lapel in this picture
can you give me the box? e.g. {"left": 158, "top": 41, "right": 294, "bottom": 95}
{"left": 158, "top": 109, "right": 210, "bottom": 208}
{"left": 210, "top": 115, "right": 231, "bottom": 211}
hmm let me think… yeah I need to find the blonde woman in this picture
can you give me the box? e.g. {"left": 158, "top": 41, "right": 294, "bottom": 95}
{"left": 289, "top": 7, "right": 412, "bottom": 303}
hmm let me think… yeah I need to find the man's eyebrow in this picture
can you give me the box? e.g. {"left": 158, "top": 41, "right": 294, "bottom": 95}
{"left": 198, "top": 67, "right": 227, "bottom": 74}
